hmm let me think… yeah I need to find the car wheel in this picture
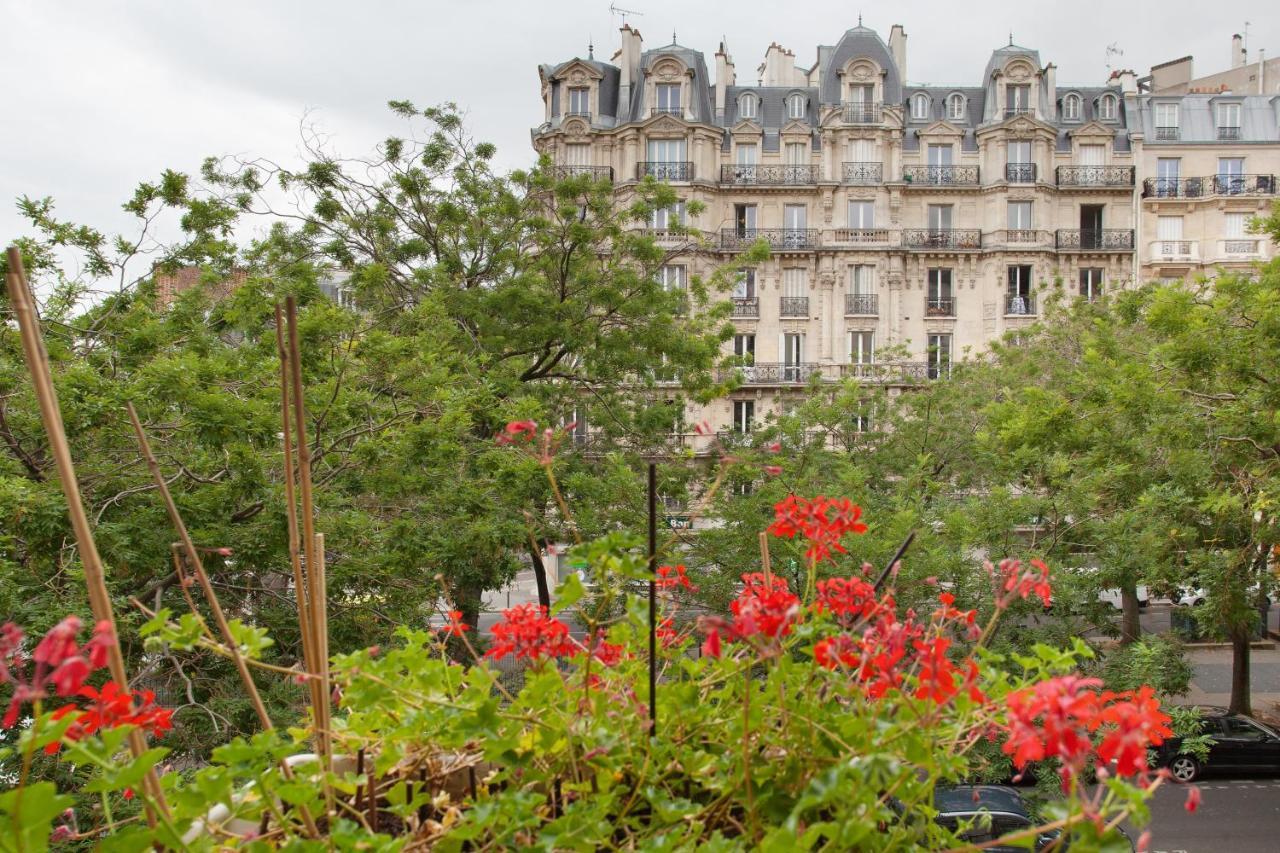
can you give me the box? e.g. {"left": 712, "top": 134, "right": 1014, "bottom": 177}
{"left": 1169, "top": 755, "right": 1200, "bottom": 783}
{"left": 1191, "top": 598, "right": 1205, "bottom": 607}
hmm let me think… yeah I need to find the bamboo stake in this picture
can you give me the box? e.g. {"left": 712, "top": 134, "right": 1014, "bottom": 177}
{"left": 759, "top": 531, "right": 772, "bottom": 585}
{"left": 125, "top": 403, "right": 320, "bottom": 839}
{"left": 313, "top": 531, "right": 333, "bottom": 814}
{"left": 4, "top": 247, "right": 169, "bottom": 823}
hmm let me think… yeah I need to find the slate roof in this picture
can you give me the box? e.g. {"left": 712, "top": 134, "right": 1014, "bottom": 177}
{"left": 816, "top": 26, "right": 903, "bottom": 105}
{"left": 722, "top": 86, "right": 821, "bottom": 151}
{"left": 1138, "top": 94, "right": 1280, "bottom": 143}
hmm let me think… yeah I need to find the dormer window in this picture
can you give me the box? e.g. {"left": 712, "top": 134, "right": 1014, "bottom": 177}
{"left": 911, "top": 93, "right": 930, "bottom": 120}
{"left": 567, "top": 87, "right": 590, "bottom": 117}
{"left": 1062, "top": 93, "right": 1081, "bottom": 121}
{"left": 1006, "top": 84, "right": 1032, "bottom": 117}
{"left": 1099, "top": 94, "right": 1118, "bottom": 121}
{"left": 655, "top": 83, "right": 681, "bottom": 115}
{"left": 1155, "top": 102, "right": 1179, "bottom": 140}
{"left": 787, "top": 94, "right": 807, "bottom": 120}
{"left": 1217, "top": 102, "right": 1242, "bottom": 139}
{"left": 946, "top": 93, "right": 966, "bottom": 121}
{"left": 738, "top": 92, "right": 758, "bottom": 119}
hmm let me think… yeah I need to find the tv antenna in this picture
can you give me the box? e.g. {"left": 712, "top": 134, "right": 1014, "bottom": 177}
{"left": 610, "top": 3, "right": 644, "bottom": 24}
{"left": 1105, "top": 42, "right": 1124, "bottom": 72}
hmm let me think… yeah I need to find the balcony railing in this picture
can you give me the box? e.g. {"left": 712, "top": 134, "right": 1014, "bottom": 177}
{"left": 728, "top": 363, "right": 823, "bottom": 384}
{"left": 843, "top": 161, "right": 883, "bottom": 184}
{"left": 842, "top": 102, "right": 883, "bottom": 124}
{"left": 731, "top": 297, "right": 759, "bottom": 318}
{"left": 925, "top": 297, "right": 956, "bottom": 317}
{"left": 564, "top": 109, "right": 592, "bottom": 121}
{"left": 550, "top": 165, "right": 613, "bottom": 181}
{"left": 833, "top": 228, "right": 891, "bottom": 245}
{"left": 846, "top": 294, "right": 878, "bottom": 315}
{"left": 780, "top": 296, "right": 810, "bottom": 317}
{"left": 715, "top": 361, "right": 945, "bottom": 385}
{"left": 1056, "top": 229, "right": 1135, "bottom": 251}
{"left": 1154, "top": 126, "right": 1180, "bottom": 141}
{"left": 927, "top": 362, "right": 953, "bottom": 380}
{"left": 720, "top": 164, "right": 819, "bottom": 185}
{"left": 1143, "top": 174, "right": 1277, "bottom": 198}
{"left": 1004, "top": 107, "right": 1035, "bottom": 118}
{"left": 1217, "top": 126, "right": 1242, "bottom": 140}
{"left": 902, "top": 229, "right": 982, "bottom": 250}
{"left": 1005, "top": 163, "right": 1037, "bottom": 183}
{"left": 719, "top": 228, "right": 819, "bottom": 250}
{"left": 1221, "top": 239, "right": 1262, "bottom": 256}
{"left": 1151, "top": 240, "right": 1198, "bottom": 260}
{"left": 988, "top": 229, "right": 1052, "bottom": 249}
{"left": 637, "top": 161, "right": 693, "bottom": 181}
{"left": 650, "top": 106, "right": 683, "bottom": 117}
{"left": 1055, "top": 166, "right": 1134, "bottom": 187}
{"left": 638, "top": 228, "right": 691, "bottom": 243}
{"left": 1005, "top": 294, "right": 1036, "bottom": 316}
{"left": 903, "top": 165, "right": 980, "bottom": 185}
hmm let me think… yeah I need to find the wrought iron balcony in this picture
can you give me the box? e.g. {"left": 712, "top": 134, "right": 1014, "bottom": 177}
{"left": 728, "top": 363, "right": 823, "bottom": 384}
{"left": 1055, "top": 166, "right": 1134, "bottom": 187}
{"left": 1005, "top": 162, "right": 1037, "bottom": 183}
{"left": 1055, "top": 229, "right": 1135, "bottom": 251}
{"left": 846, "top": 294, "right": 878, "bottom": 315}
{"left": 903, "top": 165, "right": 980, "bottom": 185}
{"left": 1005, "top": 294, "right": 1036, "bottom": 316}
{"left": 842, "top": 161, "right": 883, "bottom": 185}
{"left": 926, "top": 362, "right": 952, "bottom": 380}
{"left": 637, "top": 161, "right": 693, "bottom": 182}
{"left": 719, "top": 228, "right": 819, "bottom": 250}
{"left": 1004, "top": 107, "right": 1035, "bottom": 118}
{"left": 842, "top": 362, "right": 935, "bottom": 383}
{"left": 731, "top": 297, "right": 759, "bottom": 318}
{"left": 1211, "top": 174, "right": 1276, "bottom": 196}
{"left": 842, "top": 102, "right": 883, "bottom": 124}
{"left": 549, "top": 165, "right": 613, "bottom": 181}
{"left": 650, "top": 106, "right": 683, "bottom": 117}
{"left": 833, "top": 228, "right": 891, "bottom": 245}
{"left": 1217, "top": 126, "right": 1242, "bottom": 140}
{"left": 780, "top": 296, "right": 809, "bottom": 317}
{"left": 1154, "top": 126, "right": 1180, "bottom": 141}
{"left": 1143, "top": 174, "right": 1276, "bottom": 198}
{"left": 902, "top": 229, "right": 982, "bottom": 250}
{"left": 925, "top": 297, "right": 956, "bottom": 317}
{"left": 1142, "top": 177, "right": 1205, "bottom": 198}
{"left": 720, "top": 164, "right": 819, "bottom": 185}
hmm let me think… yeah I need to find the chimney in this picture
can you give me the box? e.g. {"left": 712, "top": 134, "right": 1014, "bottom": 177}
{"left": 759, "top": 42, "right": 793, "bottom": 86}
{"left": 715, "top": 41, "right": 736, "bottom": 121}
{"left": 1044, "top": 63, "right": 1057, "bottom": 120}
{"left": 1114, "top": 69, "right": 1138, "bottom": 95}
{"left": 1259, "top": 48, "right": 1266, "bottom": 94}
{"left": 888, "top": 25, "right": 908, "bottom": 81}
{"left": 618, "top": 25, "right": 644, "bottom": 110}
{"left": 1232, "top": 33, "right": 1246, "bottom": 68}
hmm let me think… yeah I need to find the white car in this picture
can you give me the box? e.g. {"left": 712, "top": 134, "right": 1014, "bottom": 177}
{"left": 1065, "top": 567, "right": 1149, "bottom": 610}
{"left": 1172, "top": 584, "right": 1271, "bottom": 608}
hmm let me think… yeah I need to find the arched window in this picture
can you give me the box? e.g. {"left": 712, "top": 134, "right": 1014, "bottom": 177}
{"left": 1099, "top": 94, "right": 1118, "bottom": 121}
{"left": 946, "top": 93, "right": 966, "bottom": 121}
{"left": 738, "top": 92, "right": 758, "bottom": 119}
{"left": 787, "top": 93, "right": 807, "bottom": 120}
{"left": 1062, "top": 93, "right": 1081, "bottom": 121}
{"left": 911, "top": 93, "right": 931, "bottom": 120}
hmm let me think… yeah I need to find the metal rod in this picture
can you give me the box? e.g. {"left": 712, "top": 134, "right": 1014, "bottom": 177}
{"left": 647, "top": 461, "right": 657, "bottom": 734}
{"left": 5, "top": 247, "right": 169, "bottom": 823}
{"left": 873, "top": 530, "right": 916, "bottom": 592}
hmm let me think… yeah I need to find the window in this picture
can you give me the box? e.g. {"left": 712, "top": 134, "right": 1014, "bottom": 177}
{"left": 911, "top": 93, "right": 930, "bottom": 120}
{"left": 1007, "top": 140, "right": 1033, "bottom": 182}
{"left": 733, "top": 333, "right": 756, "bottom": 359}
{"left": 1099, "top": 94, "right": 1117, "bottom": 120}
{"left": 947, "top": 93, "right": 965, "bottom": 120}
{"left": 1155, "top": 102, "right": 1179, "bottom": 128}
{"left": 733, "top": 269, "right": 757, "bottom": 299}
{"left": 735, "top": 143, "right": 758, "bottom": 166}
{"left": 784, "top": 204, "right": 808, "bottom": 232}
{"left": 732, "top": 400, "right": 755, "bottom": 433}
{"left": 1218, "top": 157, "right": 1245, "bottom": 194}
{"left": 738, "top": 92, "right": 758, "bottom": 119}
{"left": 928, "top": 204, "right": 953, "bottom": 231}
{"left": 1225, "top": 212, "right": 1249, "bottom": 239}
{"left": 788, "top": 93, "right": 806, "bottom": 119}
{"left": 848, "top": 201, "right": 875, "bottom": 228}
{"left": 1078, "top": 144, "right": 1105, "bottom": 166}
{"left": 927, "top": 334, "right": 952, "bottom": 379}
{"left": 850, "top": 265, "right": 875, "bottom": 294}
{"left": 781, "top": 332, "right": 805, "bottom": 380}
{"left": 1217, "top": 102, "right": 1242, "bottom": 130}
{"left": 1220, "top": 717, "right": 1271, "bottom": 741}
{"left": 1157, "top": 215, "right": 1185, "bottom": 254}
{"left": 1155, "top": 157, "right": 1181, "bottom": 196}
{"left": 656, "top": 83, "right": 681, "bottom": 114}
{"left": 1008, "top": 141, "right": 1031, "bottom": 164}
{"left": 649, "top": 201, "right": 686, "bottom": 230}
{"left": 848, "top": 84, "right": 874, "bottom": 105}
{"left": 785, "top": 143, "right": 807, "bottom": 171}
{"left": 564, "top": 143, "right": 591, "bottom": 167}
{"left": 1008, "top": 201, "right": 1032, "bottom": 231}
{"left": 927, "top": 268, "right": 953, "bottom": 315}
{"left": 1006, "top": 84, "right": 1031, "bottom": 115}
{"left": 927, "top": 143, "right": 954, "bottom": 167}
{"left": 734, "top": 203, "right": 757, "bottom": 233}
{"left": 782, "top": 268, "right": 807, "bottom": 297}
{"left": 1079, "top": 268, "right": 1104, "bottom": 301}
{"left": 567, "top": 87, "right": 590, "bottom": 116}
{"left": 656, "top": 264, "right": 687, "bottom": 291}
{"left": 849, "top": 330, "right": 875, "bottom": 365}
{"left": 1007, "top": 265, "right": 1033, "bottom": 314}
{"left": 851, "top": 401, "right": 873, "bottom": 433}
{"left": 647, "top": 138, "right": 687, "bottom": 163}
{"left": 1063, "top": 93, "right": 1081, "bottom": 121}
{"left": 848, "top": 138, "right": 876, "bottom": 163}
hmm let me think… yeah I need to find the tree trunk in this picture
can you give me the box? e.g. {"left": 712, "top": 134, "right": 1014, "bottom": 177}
{"left": 1229, "top": 625, "right": 1252, "bottom": 716}
{"left": 453, "top": 583, "right": 485, "bottom": 633}
{"left": 527, "top": 539, "right": 552, "bottom": 611}
{"left": 1119, "top": 585, "right": 1142, "bottom": 645}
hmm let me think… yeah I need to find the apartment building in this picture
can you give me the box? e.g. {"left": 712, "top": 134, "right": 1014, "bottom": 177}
{"left": 532, "top": 25, "right": 1274, "bottom": 441}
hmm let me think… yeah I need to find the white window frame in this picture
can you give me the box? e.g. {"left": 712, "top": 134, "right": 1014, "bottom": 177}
{"left": 1099, "top": 94, "right": 1117, "bottom": 121}
{"left": 657, "top": 264, "right": 687, "bottom": 291}
{"left": 1217, "top": 102, "right": 1242, "bottom": 129}
{"left": 849, "top": 330, "right": 875, "bottom": 365}
{"left": 927, "top": 334, "right": 952, "bottom": 378}
{"left": 732, "top": 400, "right": 754, "bottom": 433}
{"left": 1079, "top": 268, "right": 1104, "bottom": 301}
{"left": 567, "top": 87, "right": 590, "bottom": 116}
{"left": 947, "top": 93, "right": 965, "bottom": 121}
{"left": 849, "top": 264, "right": 875, "bottom": 295}
{"left": 1224, "top": 212, "right": 1248, "bottom": 239}
{"left": 1007, "top": 201, "right": 1033, "bottom": 230}
{"left": 733, "top": 333, "right": 756, "bottom": 359}
{"left": 787, "top": 94, "right": 806, "bottom": 119}
{"left": 911, "top": 93, "right": 930, "bottom": 120}
{"left": 655, "top": 83, "right": 681, "bottom": 113}
{"left": 847, "top": 200, "right": 875, "bottom": 228}
{"left": 738, "top": 93, "right": 758, "bottom": 119}
{"left": 782, "top": 267, "right": 807, "bottom": 298}
{"left": 649, "top": 201, "right": 686, "bottom": 230}
{"left": 1063, "top": 93, "right": 1081, "bottom": 121}
{"left": 733, "top": 269, "right": 757, "bottom": 299}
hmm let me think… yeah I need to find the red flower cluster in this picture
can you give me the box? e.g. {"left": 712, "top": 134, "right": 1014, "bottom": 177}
{"left": 439, "top": 610, "right": 469, "bottom": 637}
{"left": 767, "top": 495, "right": 868, "bottom": 563}
{"left": 46, "top": 682, "right": 174, "bottom": 755}
{"left": 1002, "top": 676, "right": 1172, "bottom": 783}
{"left": 582, "top": 633, "right": 627, "bottom": 667}
{"left": 814, "top": 574, "right": 886, "bottom": 624}
{"left": 912, "top": 636, "right": 984, "bottom": 705}
{"left": 1, "top": 617, "right": 115, "bottom": 729}
{"left": 992, "top": 558, "right": 1053, "bottom": 608}
{"left": 484, "top": 604, "right": 577, "bottom": 661}
{"left": 701, "top": 573, "right": 801, "bottom": 658}
{"left": 495, "top": 420, "right": 538, "bottom": 445}
{"left": 656, "top": 564, "right": 696, "bottom": 592}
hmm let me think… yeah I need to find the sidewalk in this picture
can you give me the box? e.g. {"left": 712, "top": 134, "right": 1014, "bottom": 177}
{"left": 1185, "top": 645, "right": 1280, "bottom": 721}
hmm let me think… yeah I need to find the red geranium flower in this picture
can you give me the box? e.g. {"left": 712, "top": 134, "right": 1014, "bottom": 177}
{"left": 656, "top": 564, "right": 695, "bottom": 592}
{"left": 1, "top": 616, "right": 115, "bottom": 729}
{"left": 45, "top": 681, "right": 174, "bottom": 754}
{"left": 485, "top": 604, "right": 576, "bottom": 661}
{"left": 767, "top": 495, "right": 868, "bottom": 563}
{"left": 439, "top": 610, "right": 469, "bottom": 637}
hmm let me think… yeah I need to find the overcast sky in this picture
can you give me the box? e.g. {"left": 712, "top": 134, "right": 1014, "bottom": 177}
{"left": 3, "top": 0, "right": 1276, "bottom": 255}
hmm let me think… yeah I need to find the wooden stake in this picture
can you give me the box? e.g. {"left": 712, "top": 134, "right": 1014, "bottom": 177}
{"left": 759, "top": 531, "right": 772, "bottom": 585}
{"left": 5, "top": 247, "right": 169, "bottom": 823}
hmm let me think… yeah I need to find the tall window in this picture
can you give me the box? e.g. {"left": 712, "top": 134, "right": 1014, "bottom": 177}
{"left": 784, "top": 204, "right": 808, "bottom": 232}
{"left": 850, "top": 265, "right": 875, "bottom": 294}
{"left": 733, "top": 400, "right": 755, "bottom": 433}
{"left": 1078, "top": 144, "right": 1105, "bottom": 166}
{"left": 1218, "top": 157, "right": 1245, "bottom": 194}
{"left": 733, "top": 269, "right": 757, "bottom": 299}
{"left": 1007, "top": 140, "right": 1033, "bottom": 182}
{"left": 735, "top": 143, "right": 758, "bottom": 165}
{"left": 911, "top": 93, "right": 930, "bottom": 120}
{"left": 947, "top": 93, "right": 965, "bottom": 120}
{"left": 564, "top": 143, "right": 590, "bottom": 166}
{"left": 928, "top": 204, "right": 953, "bottom": 231}
{"left": 848, "top": 201, "right": 875, "bottom": 228}
{"left": 852, "top": 401, "right": 873, "bottom": 433}
{"left": 788, "top": 94, "right": 806, "bottom": 119}
{"left": 782, "top": 268, "right": 807, "bottom": 297}
{"left": 1006, "top": 84, "right": 1031, "bottom": 115}
{"left": 1155, "top": 102, "right": 1179, "bottom": 129}
{"left": 649, "top": 201, "right": 686, "bottom": 230}
{"left": 1079, "top": 268, "right": 1104, "bottom": 301}
{"left": 733, "top": 333, "right": 756, "bottom": 359}
{"left": 785, "top": 142, "right": 807, "bottom": 166}
{"left": 1007, "top": 265, "right": 1033, "bottom": 314}
{"left": 848, "top": 138, "right": 876, "bottom": 163}
{"left": 1099, "top": 94, "right": 1117, "bottom": 120}
{"left": 738, "top": 92, "right": 758, "bottom": 119}
{"left": 1225, "top": 212, "right": 1249, "bottom": 239}
{"left": 927, "top": 143, "right": 954, "bottom": 166}
{"left": 1007, "top": 201, "right": 1032, "bottom": 232}
{"left": 927, "top": 334, "right": 952, "bottom": 379}
{"left": 848, "top": 84, "right": 873, "bottom": 105}
{"left": 1063, "top": 93, "right": 1081, "bottom": 120}
{"left": 567, "top": 87, "right": 590, "bottom": 116}
{"left": 647, "top": 138, "right": 687, "bottom": 163}
{"left": 657, "top": 264, "right": 687, "bottom": 291}
{"left": 1217, "top": 102, "right": 1242, "bottom": 131}
{"left": 734, "top": 203, "right": 757, "bottom": 234}
{"left": 1157, "top": 215, "right": 1184, "bottom": 252}
{"left": 927, "top": 268, "right": 953, "bottom": 315}
{"left": 849, "top": 330, "right": 875, "bottom": 365}
{"left": 1156, "top": 157, "right": 1181, "bottom": 196}
{"left": 655, "top": 83, "right": 681, "bottom": 114}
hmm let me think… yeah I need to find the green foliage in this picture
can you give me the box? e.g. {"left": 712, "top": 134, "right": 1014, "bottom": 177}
{"left": 1099, "top": 636, "right": 1193, "bottom": 696}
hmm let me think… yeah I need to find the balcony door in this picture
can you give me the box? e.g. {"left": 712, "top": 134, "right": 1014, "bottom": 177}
{"left": 655, "top": 83, "right": 681, "bottom": 114}
{"left": 1007, "top": 265, "right": 1032, "bottom": 314}
{"left": 781, "top": 332, "right": 805, "bottom": 381}
{"left": 848, "top": 84, "right": 873, "bottom": 106}
{"left": 1008, "top": 201, "right": 1032, "bottom": 234}
{"left": 1079, "top": 268, "right": 1104, "bottom": 301}
{"left": 1080, "top": 205, "right": 1103, "bottom": 249}
{"left": 1156, "top": 158, "right": 1180, "bottom": 197}
{"left": 1006, "top": 84, "right": 1031, "bottom": 115}
{"left": 734, "top": 204, "right": 757, "bottom": 236}
{"left": 927, "top": 334, "right": 952, "bottom": 379}
{"left": 733, "top": 333, "right": 755, "bottom": 360}
{"left": 647, "top": 138, "right": 686, "bottom": 164}
{"left": 1218, "top": 157, "right": 1245, "bottom": 194}
{"left": 1158, "top": 215, "right": 1184, "bottom": 254}
{"left": 848, "top": 201, "right": 875, "bottom": 229}
{"left": 849, "top": 330, "right": 875, "bottom": 366}
{"left": 850, "top": 264, "right": 875, "bottom": 295}
{"left": 927, "top": 268, "right": 953, "bottom": 315}
{"left": 564, "top": 143, "right": 591, "bottom": 167}
{"left": 733, "top": 269, "right": 757, "bottom": 299}
{"left": 732, "top": 400, "right": 754, "bottom": 433}
{"left": 1007, "top": 140, "right": 1032, "bottom": 182}
{"left": 928, "top": 144, "right": 954, "bottom": 167}
{"left": 784, "top": 204, "right": 808, "bottom": 247}
{"left": 928, "top": 205, "right": 953, "bottom": 244}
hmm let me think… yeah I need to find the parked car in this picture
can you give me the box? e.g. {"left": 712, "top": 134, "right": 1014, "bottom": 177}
{"left": 933, "top": 786, "right": 1060, "bottom": 851}
{"left": 1064, "top": 567, "right": 1149, "bottom": 610}
{"left": 1156, "top": 705, "right": 1280, "bottom": 782}
{"left": 1171, "top": 583, "right": 1271, "bottom": 608}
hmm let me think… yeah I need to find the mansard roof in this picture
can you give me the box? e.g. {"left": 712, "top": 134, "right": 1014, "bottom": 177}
{"left": 817, "top": 25, "right": 903, "bottom": 105}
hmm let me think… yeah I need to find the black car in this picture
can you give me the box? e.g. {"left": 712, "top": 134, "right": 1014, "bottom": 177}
{"left": 1158, "top": 706, "right": 1280, "bottom": 782}
{"left": 934, "top": 786, "right": 1065, "bottom": 852}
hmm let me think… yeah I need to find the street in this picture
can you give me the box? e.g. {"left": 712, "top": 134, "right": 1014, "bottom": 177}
{"left": 1128, "top": 778, "right": 1280, "bottom": 853}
